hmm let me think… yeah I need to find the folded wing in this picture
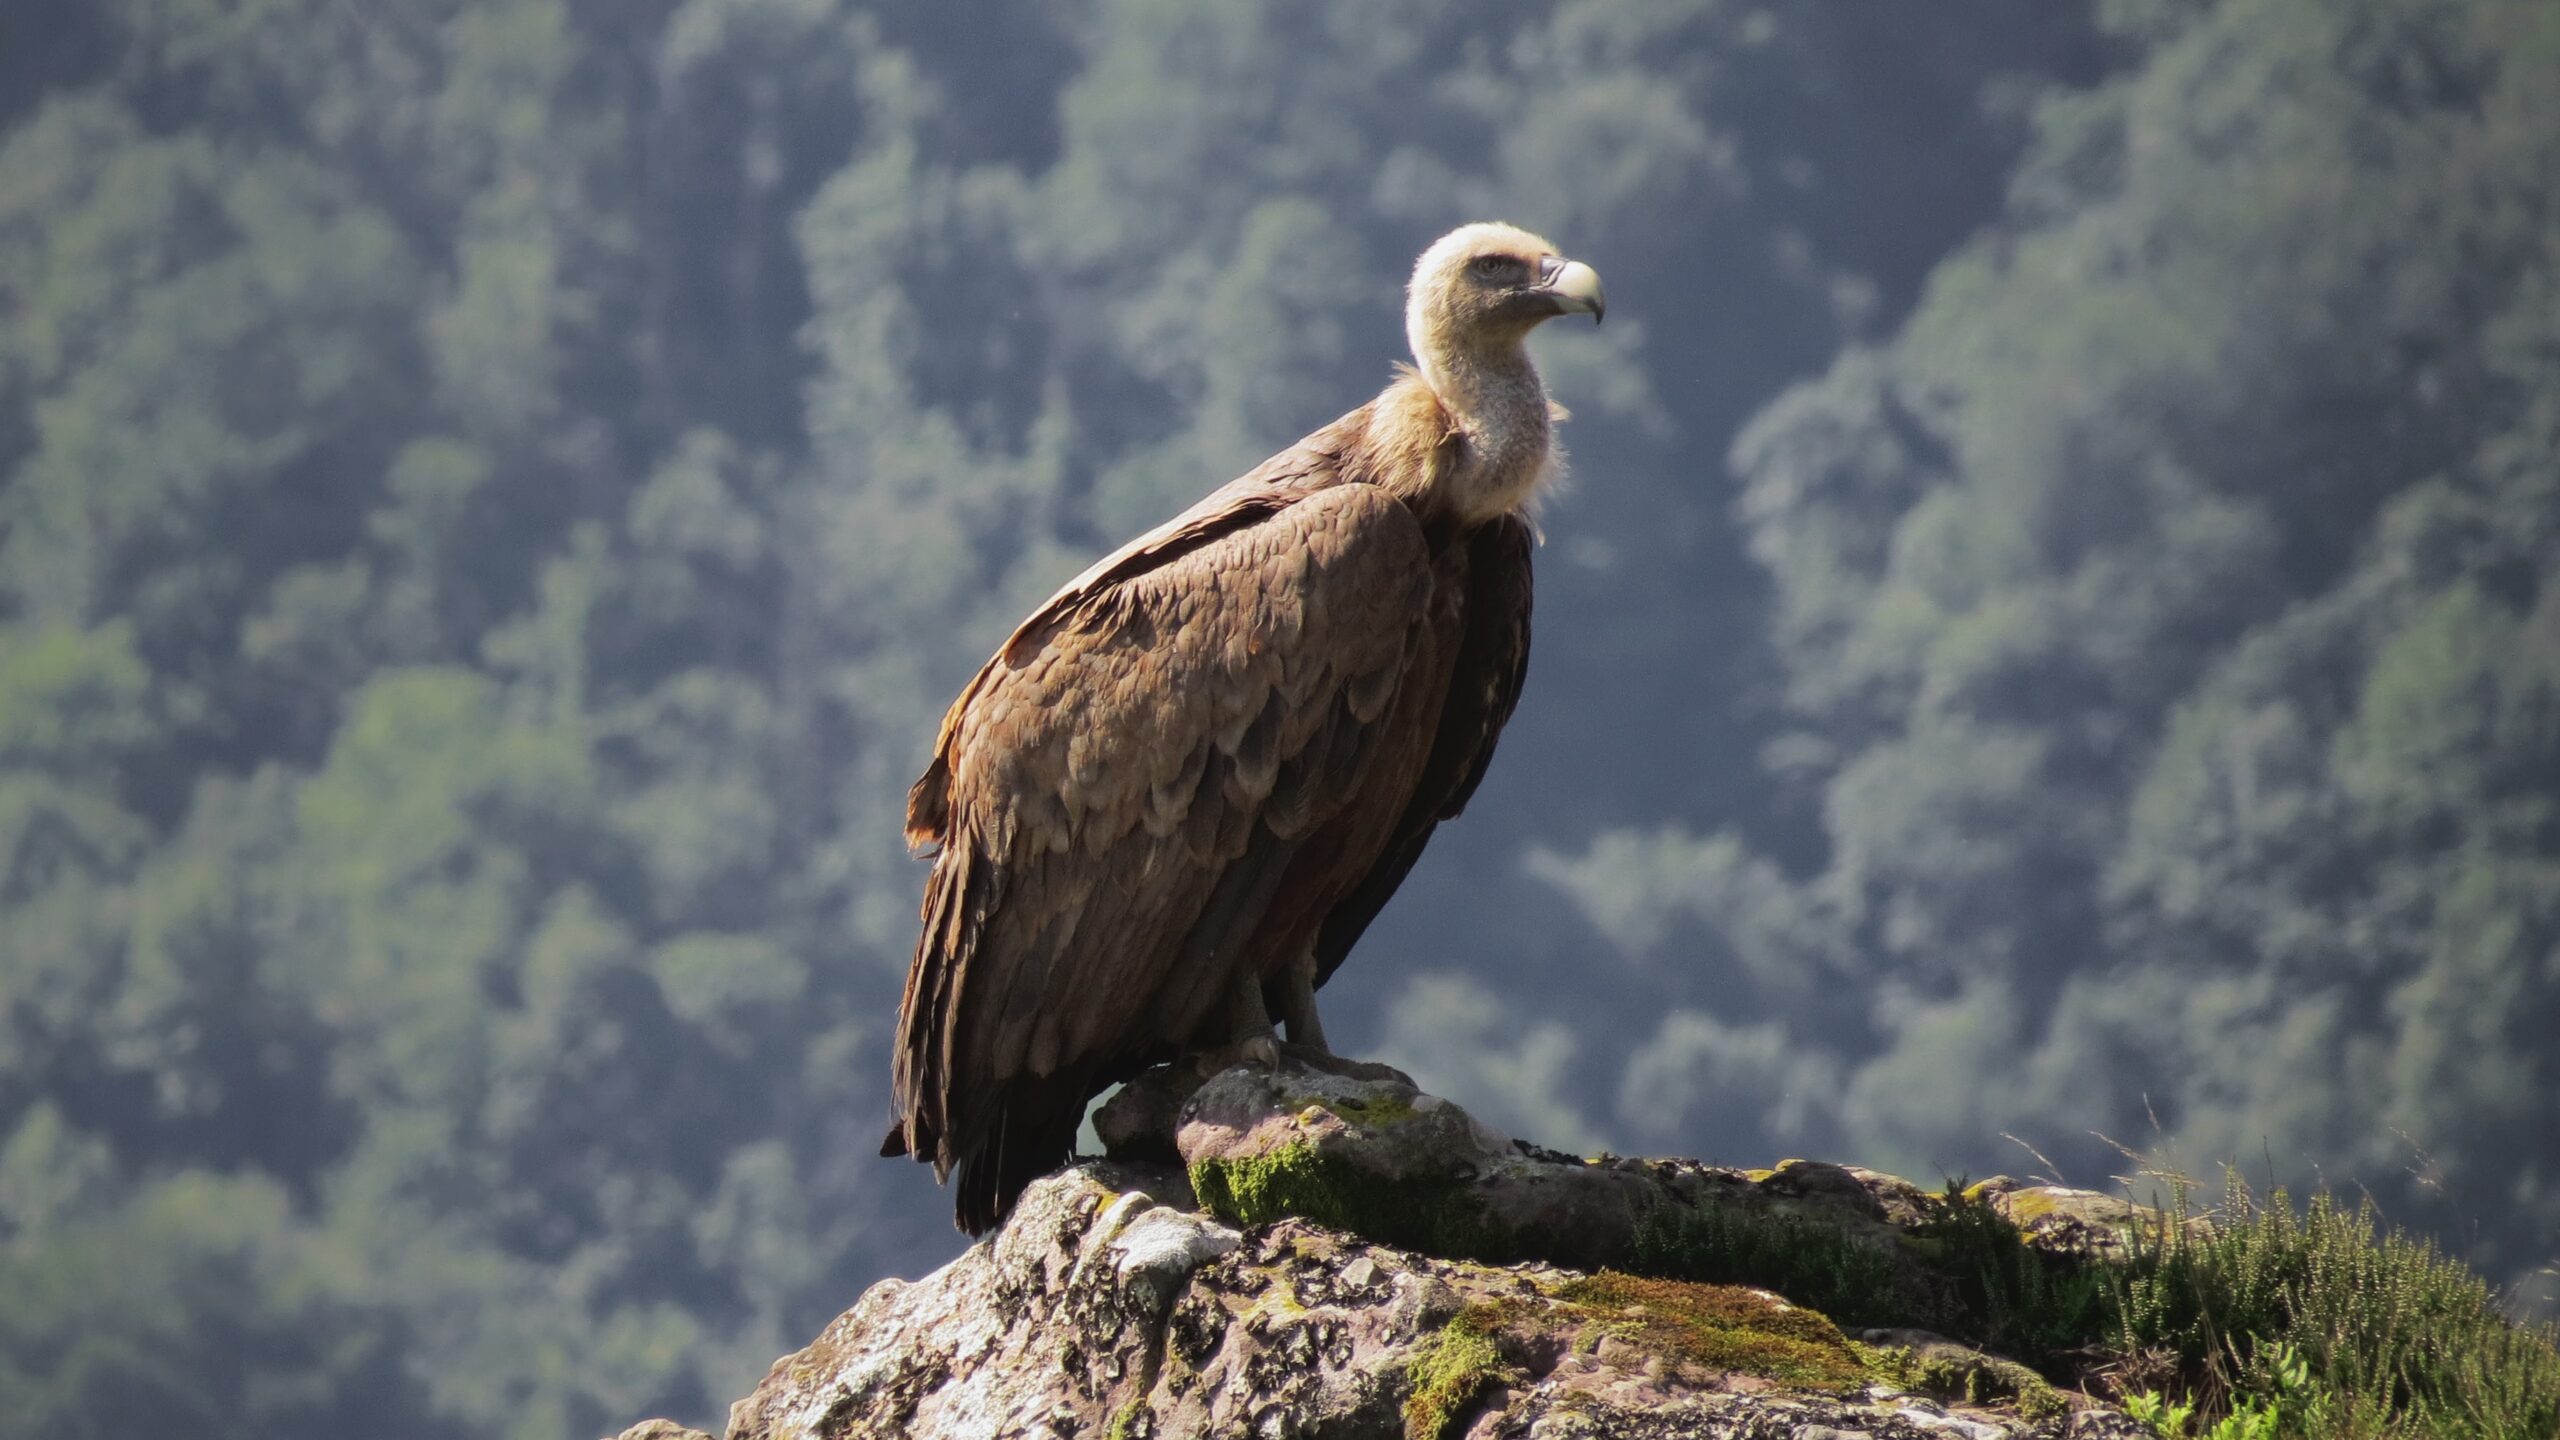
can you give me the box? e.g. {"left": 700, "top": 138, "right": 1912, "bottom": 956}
{"left": 888, "top": 473, "right": 1439, "bottom": 1231}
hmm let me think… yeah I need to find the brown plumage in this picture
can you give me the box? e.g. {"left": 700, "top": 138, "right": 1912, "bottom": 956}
{"left": 884, "top": 222, "right": 1606, "bottom": 1232}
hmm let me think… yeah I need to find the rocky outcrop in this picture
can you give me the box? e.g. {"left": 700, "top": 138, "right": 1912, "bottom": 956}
{"left": 616, "top": 1061, "right": 2166, "bottom": 1440}
{"left": 1151, "top": 1063, "right": 2176, "bottom": 1282}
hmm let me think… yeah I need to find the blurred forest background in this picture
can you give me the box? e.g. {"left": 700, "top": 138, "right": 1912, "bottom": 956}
{"left": 3, "top": 0, "right": 2556, "bottom": 1433}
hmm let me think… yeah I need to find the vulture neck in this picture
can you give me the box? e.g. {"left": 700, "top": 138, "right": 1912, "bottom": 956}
{"left": 1411, "top": 331, "right": 1553, "bottom": 527}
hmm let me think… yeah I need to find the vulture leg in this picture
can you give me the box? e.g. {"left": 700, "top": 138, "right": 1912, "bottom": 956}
{"left": 1205, "top": 964, "right": 1282, "bottom": 1073}
{"left": 1277, "top": 946, "right": 1331, "bottom": 1054}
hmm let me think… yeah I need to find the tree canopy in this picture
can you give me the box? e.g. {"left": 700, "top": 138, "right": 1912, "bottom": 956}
{"left": 1, "top": 1, "right": 2550, "bottom": 1434}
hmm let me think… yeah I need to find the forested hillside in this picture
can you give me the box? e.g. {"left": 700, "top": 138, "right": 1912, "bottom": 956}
{"left": 0, "top": 1, "right": 2550, "bottom": 1435}
{"left": 1533, "top": 0, "right": 2560, "bottom": 1312}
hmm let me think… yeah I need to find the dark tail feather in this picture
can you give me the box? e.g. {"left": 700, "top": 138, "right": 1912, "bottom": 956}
{"left": 884, "top": 846, "right": 977, "bottom": 1166}
{"left": 951, "top": 1074, "right": 1088, "bottom": 1235}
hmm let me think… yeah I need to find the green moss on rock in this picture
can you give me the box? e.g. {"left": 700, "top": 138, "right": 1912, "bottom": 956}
{"left": 1304, "top": 1089, "right": 1418, "bottom": 1128}
{"left": 1401, "top": 1307, "right": 1506, "bottom": 1440}
{"left": 1626, "top": 1194, "right": 1907, "bottom": 1327}
{"left": 1555, "top": 1272, "right": 1868, "bottom": 1391}
{"left": 1864, "top": 1340, "right": 2068, "bottom": 1419}
{"left": 1188, "top": 1142, "right": 1527, "bottom": 1260}
{"left": 1103, "top": 1395, "right": 1152, "bottom": 1440}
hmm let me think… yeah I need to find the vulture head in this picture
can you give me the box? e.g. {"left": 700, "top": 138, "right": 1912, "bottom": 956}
{"left": 1405, "top": 221, "right": 1606, "bottom": 374}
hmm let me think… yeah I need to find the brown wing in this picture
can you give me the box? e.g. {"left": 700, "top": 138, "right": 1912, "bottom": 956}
{"left": 1312, "top": 512, "right": 1534, "bottom": 983}
{"left": 886, "top": 470, "right": 1438, "bottom": 1231}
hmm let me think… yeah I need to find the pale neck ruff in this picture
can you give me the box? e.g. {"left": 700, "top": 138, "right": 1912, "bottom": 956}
{"left": 1417, "top": 339, "right": 1553, "bottom": 523}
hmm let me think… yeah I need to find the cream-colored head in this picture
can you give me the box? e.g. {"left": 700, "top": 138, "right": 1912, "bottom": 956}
{"left": 1404, "top": 221, "right": 1605, "bottom": 395}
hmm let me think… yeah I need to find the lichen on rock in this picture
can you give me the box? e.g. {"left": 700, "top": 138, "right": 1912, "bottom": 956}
{"left": 685, "top": 1060, "right": 2165, "bottom": 1440}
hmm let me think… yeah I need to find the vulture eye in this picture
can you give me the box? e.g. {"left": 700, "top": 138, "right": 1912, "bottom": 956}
{"left": 1469, "top": 254, "right": 1518, "bottom": 281}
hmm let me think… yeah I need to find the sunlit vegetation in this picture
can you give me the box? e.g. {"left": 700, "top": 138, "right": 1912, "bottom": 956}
{"left": 2, "top": 0, "right": 2554, "bottom": 1435}
{"left": 1630, "top": 1175, "right": 2560, "bottom": 1437}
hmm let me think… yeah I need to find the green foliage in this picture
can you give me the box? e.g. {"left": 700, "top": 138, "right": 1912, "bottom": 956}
{"left": 1620, "top": 1172, "right": 2560, "bottom": 1436}
{"left": 0, "top": 1171, "right": 433, "bottom": 1440}
{"left": 5, "top": 0, "right": 2557, "bottom": 1435}
{"left": 1625, "top": 1180, "right": 2112, "bottom": 1366}
{"left": 1400, "top": 1307, "right": 1506, "bottom": 1440}
{"left": 1908, "top": 1181, "right": 2117, "bottom": 1366}
{"left": 1865, "top": 1340, "right": 2069, "bottom": 1420}
{"left": 0, "top": 3, "right": 934, "bottom": 1432}
{"left": 2110, "top": 1177, "right": 2560, "bottom": 1439}
{"left": 2125, "top": 1388, "right": 2201, "bottom": 1436}
{"left": 1627, "top": 1188, "right": 1907, "bottom": 1326}
{"left": 2126, "top": 1341, "right": 2307, "bottom": 1439}
{"left": 1549, "top": 0, "right": 2560, "bottom": 1320}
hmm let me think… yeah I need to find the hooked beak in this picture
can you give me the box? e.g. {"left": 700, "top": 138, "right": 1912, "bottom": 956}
{"left": 1537, "top": 254, "right": 1607, "bottom": 323}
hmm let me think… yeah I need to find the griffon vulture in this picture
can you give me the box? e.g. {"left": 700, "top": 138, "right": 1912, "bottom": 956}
{"left": 885, "top": 222, "right": 1605, "bottom": 1232}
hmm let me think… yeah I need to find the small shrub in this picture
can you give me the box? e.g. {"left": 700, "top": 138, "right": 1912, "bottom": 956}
{"left": 1908, "top": 1179, "right": 2116, "bottom": 1366}
{"left": 1627, "top": 1171, "right": 2560, "bottom": 1436}
{"left": 1626, "top": 1195, "right": 1906, "bottom": 1326}
{"left": 2110, "top": 1174, "right": 2560, "bottom": 1438}
{"left": 1226, "top": 1148, "right": 2560, "bottom": 1435}
{"left": 2127, "top": 1341, "right": 2307, "bottom": 1439}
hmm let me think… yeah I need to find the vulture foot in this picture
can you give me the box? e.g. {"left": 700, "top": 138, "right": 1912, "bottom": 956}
{"left": 1192, "top": 1032, "right": 1282, "bottom": 1076}
{"left": 1277, "top": 948, "right": 1331, "bottom": 1054}
{"left": 1275, "top": 1042, "right": 1416, "bottom": 1087}
{"left": 1196, "top": 965, "right": 1284, "bottom": 1075}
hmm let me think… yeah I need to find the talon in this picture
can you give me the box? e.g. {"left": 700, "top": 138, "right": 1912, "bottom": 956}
{"left": 1217, "top": 963, "right": 1285, "bottom": 1075}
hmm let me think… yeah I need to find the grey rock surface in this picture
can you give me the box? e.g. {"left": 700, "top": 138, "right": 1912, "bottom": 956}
{"left": 722, "top": 1163, "right": 2151, "bottom": 1439}
{"left": 679, "top": 1062, "right": 2166, "bottom": 1440}
{"left": 1145, "top": 1059, "right": 2173, "bottom": 1280}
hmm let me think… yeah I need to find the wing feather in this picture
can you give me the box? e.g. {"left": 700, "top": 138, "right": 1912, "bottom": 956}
{"left": 888, "top": 471, "right": 1437, "bottom": 1229}
{"left": 1312, "top": 512, "right": 1535, "bottom": 985}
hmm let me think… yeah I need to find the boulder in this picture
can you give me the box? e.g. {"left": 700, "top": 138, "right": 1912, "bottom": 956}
{"left": 654, "top": 1060, "right": 2173, "bottom": 1440}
